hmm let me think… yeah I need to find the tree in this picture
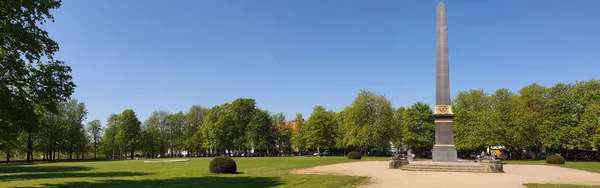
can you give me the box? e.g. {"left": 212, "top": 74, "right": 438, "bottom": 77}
{"left": 291, "top": 113, "right": 306, "bottom": 155}
{"left": 541, "top": 83, "right": 578, "bottom": 152}
{"left": 453, "top": 89, "right": 492, "bottom": 152}
{"left": 303, "top": 106, "right": 338, "bottom": 156}
{"left": 185, "top": 105, "right": 208, "bottom": 156}
{"left": 102, "top": 114, "right": 120, "bottom": 159}
{"left": 143, "top": 111, "right": 169, "bottom": 157}
{"left": 392, "top": 107, "right": 406, "bottom": 149}
{"left": 272, "top": 113, "right": 291, "bottom": 155}
{"left": 87, "top": 120, "right": 102, "bottom": 160}
{"left": 247, "top": 109, "right": 273, "bottom": 155}
{"left": 338, "top": 90, "right": 394, "bottom": 153}
{"left": 117, "top": 109, "right": 141, "bottom": 159}
{"left": 1, "top": 0, "right": 75, "bottom": 163}
{"left": 489, "top": 89, "right": 518, "bottom": 152}
{"left": 231, "top": 98, "right": 256, "bottom": 154}
{"left": 166, "top": 112, "right": 185, "bottom": 156}
{"left": 201, "top": 104, "right": 235, "bottom": 155}
{"left": 401, "top": 102, "right": 434, "bottom": 151}
{"left": 513, "top": 83, "right": 547, "bottom": 154}
{"left": 63, "top": 100, "right": 87, "bottom": 160}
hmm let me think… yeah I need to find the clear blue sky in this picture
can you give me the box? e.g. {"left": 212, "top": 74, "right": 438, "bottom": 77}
{"left": 46, "top": 0, "right": 600, "bottom": 124}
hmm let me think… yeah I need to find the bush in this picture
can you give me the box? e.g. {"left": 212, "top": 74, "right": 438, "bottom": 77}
{"left": 546, "top": 154, "right": 565, "bottom": 164}
{"left": 347, "top": 151, "right": 362, "bottom": 160}
{"left": 209, "top": 156, "right": 237, "bottom": 174}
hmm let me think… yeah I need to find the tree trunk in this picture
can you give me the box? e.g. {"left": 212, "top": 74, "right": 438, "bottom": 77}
{"left": 27, "top": 133, "right": 33, "bottom": 163}
{"left": 69, "top": 145, "right": 73, "bottom": 160}
{"left": 94, "top": 142, "right": 97, "bottom": 160}
{"left": 6, "top": 149, "right": 10, "bottom": 164}
{"left": 130, "top": 149, "right": 134, "bottom": 159}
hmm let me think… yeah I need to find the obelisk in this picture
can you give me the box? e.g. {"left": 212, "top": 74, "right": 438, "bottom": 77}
{"left": 432, "top": 2, "right": 457, "bottom": 162}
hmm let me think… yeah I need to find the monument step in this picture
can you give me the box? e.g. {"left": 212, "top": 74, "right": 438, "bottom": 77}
{"left": 400, "top": 164, "right": 489, "bottom": 173}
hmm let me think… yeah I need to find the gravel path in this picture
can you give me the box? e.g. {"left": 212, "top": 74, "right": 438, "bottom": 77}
{"left": 292, "top": 161, "right": 600, "bottom": 188}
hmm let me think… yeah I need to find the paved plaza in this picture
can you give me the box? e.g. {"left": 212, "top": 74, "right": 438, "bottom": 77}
{"left": 293, "top": 161, "right": 600, "bottom": 188}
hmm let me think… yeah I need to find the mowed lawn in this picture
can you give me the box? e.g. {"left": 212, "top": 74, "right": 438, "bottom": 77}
{"left": 0, "top": 157, "right": 382, "bottom": 188}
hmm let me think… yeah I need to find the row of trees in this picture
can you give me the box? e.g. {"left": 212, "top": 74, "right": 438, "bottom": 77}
{"left": 4, "top": 80, "right": 599, "bottom": 162}
{"left": 454, "top": 80, "right": 600, "bottom": 157}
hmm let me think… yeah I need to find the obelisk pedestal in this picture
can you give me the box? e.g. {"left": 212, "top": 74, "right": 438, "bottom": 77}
{"left": 432, "top": 2, "right": 457, "bottom": 162}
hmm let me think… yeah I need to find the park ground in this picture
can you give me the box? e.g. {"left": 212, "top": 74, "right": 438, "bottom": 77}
{"left": 0, "top": 157, "right": 599, "bottom": 188}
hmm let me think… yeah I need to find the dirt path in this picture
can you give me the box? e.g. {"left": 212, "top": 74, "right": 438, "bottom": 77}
{"left": 292, "top": 161, "right": 600, "bottom": 188}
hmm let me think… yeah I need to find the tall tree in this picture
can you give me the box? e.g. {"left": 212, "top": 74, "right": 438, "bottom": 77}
{"left": 401, "top": 102, "right": 434, "bottom": 151}
{"left": 166, "top": 112, "right": 185, "bottom": 156}
{"left": 87, "top": 120, "right": 102, "bottom": 160}
{"left": 247, "top": 109, "right": 273, "bottom": 155}
{"left": 392, "top": 107, "right": 406, "bottom": 149}
{"left": 63, "top": 100, "right": 87, "bottom": 160}
{"left": 102, "top": 114, "right": 120, "bottom": 159}
{"left": 338, "top": 90, "right": 394, "bottom": 152}
{"left": 541, "top": 83, "right": 578, "bottom": 151}
{"left": 513, "top": 83, "right": 547, "bottom": 153}
{"left": 489, "top": 89, "right": 518, "bottom": 151}
{"left": 272, "top": 113, "right": 291, "bottom": 155}
{"left": 303, "top": 106, "right": 338, "bottom": 156}
{"left": 453, "top": 89, "right": 492, "bottom": 152}
{"left": 185, "top": 105, "right": 208, "bottom": 156}
{"left": 1, "top": 0, "right": 75, "bottom": 163}
{"left": 291, "top": 113, "right": 306, "bottom": 155}
{"left": 117, "top": 109, "right": 141, "bottom": 159}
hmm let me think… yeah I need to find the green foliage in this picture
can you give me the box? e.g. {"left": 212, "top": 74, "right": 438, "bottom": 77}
{"left": 453, "top": 89, "right": 492, "bottom": 151}
{"left": 546, "top": 155, "right": 565, "bottom": 164}
{"left": 347, "top": 151, "right": 361, "bottom": 159}
{"left": 247, "top": 109, "right": 274, "bottom": 150}
{"left": 291, "top": 113, "right": 306, "bottom": 154}
{"left": 303, "top": 106, "right": 338, "bottom": 154}
{"left": 338, "top": 89, "right": 394, "bottom": 150}
{"left": 401, "top": 102, "right": 434, "bottom": 151}
{"left": 87, "top": 119, "right": 102, "bottom": 159}
{"left": 209, "top": 156, "right": 237, "bottom": 174}
{"left": 1, "top": 0, "right": 75, "bottom": 162}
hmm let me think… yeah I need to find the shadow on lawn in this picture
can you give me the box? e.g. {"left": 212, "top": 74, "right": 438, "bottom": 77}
{"left": 0, "top": 171, "right": 152, "bottom": 182}
{"left": 39, "top": 176, "right": 284, "bottom": 188}
{"left": 0, "top": 166, "right": 93, "bottom": 174}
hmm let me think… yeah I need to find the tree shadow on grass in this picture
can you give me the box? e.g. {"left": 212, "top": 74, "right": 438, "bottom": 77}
{"left": 38, "top": 176, "right": 283, "bottom": 188}
{"left": 0, "top": 171, "right": 153, "bottom": 182}
{"left": 0, "top": 166, "right": 93, "bottom": 174}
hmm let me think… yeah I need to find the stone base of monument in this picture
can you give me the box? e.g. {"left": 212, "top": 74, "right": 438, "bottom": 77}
{"left": 399, "top": 159, "right": 504, "bottom": 173}
{"left": 389, "top": 157, "right": 410, "bottom": 169}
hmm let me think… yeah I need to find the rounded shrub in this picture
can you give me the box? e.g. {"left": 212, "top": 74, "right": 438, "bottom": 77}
{"left": 546, "top": 154, "right": 565, "bottom": 164}
{"left": 347, "top": 151, "right": 362, "bottom": 160}
{"left": 209, "top": 156, "right": 237, "bottom": 174}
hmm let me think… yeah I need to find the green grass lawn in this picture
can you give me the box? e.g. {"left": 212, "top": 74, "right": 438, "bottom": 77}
{"left": 0, "top": 157, "right": 374, "bottom": 188}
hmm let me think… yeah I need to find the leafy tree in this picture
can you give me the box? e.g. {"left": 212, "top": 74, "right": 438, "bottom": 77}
{"left": 513, "top": 83, "right": 547, "bottom": 153}
{"left": 401, "top": 102, "right": 434, "bottom": 151}
{"left": 102, "top": 114, "right": 120, "bottom": 159}
{"left": 291, "top": 113, "right": 306, "bottom": 155}
{"left": 272, "top": 113, "right": 291, "bottom": 155}
{"left": 392, "top": 107, "right": 406, "bottom": 149}
{"left": 185, "top": 105, "right": 208, "bottom": 156}
{"left": 338, "top": 90, "right": 394, "bottom": 152}
{"left": 581, "top": 104, "right": 600, "bottom": 150}
{"left": 166, "top": 112, "right": 185, "bottom": 156}
{"left": 201, "top": 104, "right": 235, "bottom": 155}
{"left": 63, "top": 100, "right": 87, "bottom": 160}
{"left": 1, "top": 0, "right": 75, "bottom": 163}
{"left": 247, "top": 109, "right": 273, "bottom": 155}
{"left": 453, "top": 89, "right": 491, "bottom": 152}
{"left": 489, "top": 89, "right": 518, "bottom": 151}
{"left": 541, "top": 83, "right": 578, "bottom": 151}
{"left": 303, "top": 106, "right": 338, "bottom": 156}
{"left": 87, "top": 120, "right": 102, "bottom": 160}
{"left": 117, "top": 109, "right": 141, "bottom": 159}
{"left": 142, "top": 111, "right": 169, "bottom": 157}
{"left": 231, "top": 98, "right": 256, "bottom": 154}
